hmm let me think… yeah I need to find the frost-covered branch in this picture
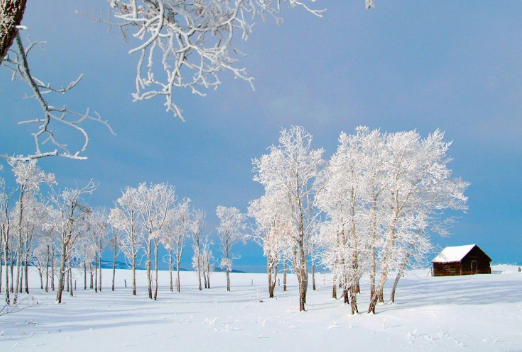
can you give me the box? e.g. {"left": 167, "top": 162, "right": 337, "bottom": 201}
{"left": 105, "top": 0, "right": 325, "bottom": 120}
{"left": 1, "top": 34, "right": 115, "bottom": 162}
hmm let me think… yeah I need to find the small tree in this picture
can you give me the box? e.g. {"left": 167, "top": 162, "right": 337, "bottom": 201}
{"left": 109, "top": 186, "right": 144, "bottom": 296}
{"left": 162, "top": 198, "right": 191, "bottom": 293}
{"left": 216, "top": 206, "right": 246, "bottom": 292}
{"left": 189, "top": 209, "right": 206, "bottom": 291}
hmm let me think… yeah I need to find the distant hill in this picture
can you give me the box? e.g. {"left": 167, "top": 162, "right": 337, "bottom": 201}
{"left": 100, "top": 260, "right": 187, "bottom": 271}
{"left": 213, "top": 267, "right": 245, "bottom": 274}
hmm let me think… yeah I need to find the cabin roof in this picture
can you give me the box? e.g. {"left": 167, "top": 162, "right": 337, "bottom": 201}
{"left": 432, "top": 244, "right": 477, "bottom": 263}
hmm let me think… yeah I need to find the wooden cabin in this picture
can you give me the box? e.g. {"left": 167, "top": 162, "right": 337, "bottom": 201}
{"left": 432, "top": 244, "right": 492, "bottom": 276}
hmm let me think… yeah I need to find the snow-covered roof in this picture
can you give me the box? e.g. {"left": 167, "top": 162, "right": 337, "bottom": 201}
{"left": 432, "top": 244, "right": 476, "bottom": 263}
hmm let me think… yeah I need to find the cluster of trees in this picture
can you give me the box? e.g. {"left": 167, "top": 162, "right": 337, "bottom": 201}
{"left": 0, "top": 125, "right": 467, "bottom": 316}
{"left": 250, "top": 126, "right": 468, "bottom": 313}
{"left": 0, "top": 160, "right": 248, "bottom": 306}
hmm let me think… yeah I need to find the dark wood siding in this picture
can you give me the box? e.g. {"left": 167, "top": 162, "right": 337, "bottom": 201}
{"left": 433, "top": 262, "right": 461, "bottom": 276}
{"left": 460, "top": 246, "right": 492, "bottom": 275}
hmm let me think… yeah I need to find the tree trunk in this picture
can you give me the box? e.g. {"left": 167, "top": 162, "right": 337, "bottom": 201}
{"left": 197, "top": 256, "right": 202, "bottom": 291}
{"left": 332, "top": 275, "right": 337, "bottom": 299}
{"left": 153, "top": 242, "right": 159, "bottom": 300}
{"left": 56, "top": 241, "right": 67, "bottom": 303}
{"left": 283, "top": 261, "right": 287, "bottom": 292}
{"left": 343, "top": 287, "right": 349, "bottom": 304}
{"left": 169, "top": 252, "right": 173, "bottom": 292}
{"left": 51, "top": 248, "right": 55, "bottom": 291}
{"left": 38, "top": 268, "right": 43, "bottom": 289}
{"left": 89, "top": 263, "right": 93, "bottom": 289}
{"left": 206, "top": 263, "right": 211, "bottom": 289}
{"left": 95, "top": 253, "right": 99, "bottom": 293}
{"left": 147, "top": 239, "right": 152, "bottom": 299}
{"left": 83, "top": 262, "right": 87, "bottom": 290}
{"left": 267, "top": 258, "right": 273, "bottom": 298}
{"left": 13, "top": 188, "right": 24, "bottom": 303}
{"left": 10, "top": 253, "right": 14, "bottom": 293}
{"left": 312, "top": 263, "right": 316, "bottom": 291}
{"left": 66, "top": 264, "right": 69, "bottom": 293}
{"left": 390, "top": 242, "right": 414, "bottom": 303}
{"left": 132, "top": 254, "right": 137, "bottom": 295}
{"left": 24, "top": 242, "right": 29, "bottom": 294}
{"left": 226, "top": 267, "right": 231, "bottom": 292}
{"left": 99, "top": 251, "right": 102, "bottom": 292}
{"left": 112, "top": 246, "right": 117, "bottom": 291}
{"left": 350, "top": 286, "right": 358, "bottom": 314}
{"left": 3, "top": 235, "right": 10, "bottom": 304}
{"left": 19, "top": 263, "right": 23, "bottom": 293}
{"left": 0, "top": 0, "right": 28, "bottom": 66}
{"left": 176, "top": 259, "right": 181, "bottom": 293}
{"left": 45, "top": 245, "right": 49, "bottom": 293}
{"left": 69, "top": 265, "right": 73, "bottom": 297}
{"left": 267, "top": 257, "right": 277, "bottom": 298}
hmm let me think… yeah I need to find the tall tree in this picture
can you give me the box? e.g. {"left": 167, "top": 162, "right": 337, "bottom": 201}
{"left": 253, "top": 126, "right": 324, "bottom": 311}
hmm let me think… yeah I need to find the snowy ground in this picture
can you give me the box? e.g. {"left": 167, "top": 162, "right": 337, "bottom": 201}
{"left": 1, "top": 265, "right": 522, "bottom": 351}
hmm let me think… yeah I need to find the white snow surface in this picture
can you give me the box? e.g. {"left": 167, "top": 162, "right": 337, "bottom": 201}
{"left": 1, "top": 265, "right": 522, "bottom": 351}
{"left": 431, "top": 244, "right": 476, "bottom": 263}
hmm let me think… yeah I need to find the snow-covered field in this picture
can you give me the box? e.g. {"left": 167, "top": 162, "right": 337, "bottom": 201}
{"left": 1, "top": 265, "right": 522, "bottom": 351}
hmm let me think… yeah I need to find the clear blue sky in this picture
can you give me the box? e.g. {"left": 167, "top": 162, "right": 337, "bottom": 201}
{"left": 1, "top": 1, "right": 521, "bottom": 271}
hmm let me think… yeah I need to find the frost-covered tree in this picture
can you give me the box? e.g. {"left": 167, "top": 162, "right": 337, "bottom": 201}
{"left": 17, "top": 193, "right": 48, "bottom": 294}
{"left": 109, "top": 186, "right": 144, "bottom": 295}
{"left": 108, "top": 226, "right": 121, "bottom": 291}
{"left": 48, "top": 181, "right": 95, "bottom": 303}
{"left": 0, "top": 176, "right": 15, "bottom": 304}
{"left": 9, "top": 160, "right": 55, "bottom": 303}
{"left": 189, "top": 208, "right": 206, "bottom": 291}
{"left": 200, "top": 232, "right": 214, "bottom": 289}
{"left": 89, "top": 208, "right": 109, "bottom": 292}
{"left": 248, "top": 191, "right": 292, "bottom": 298}
{"left": 162, "top": 198, "right": 190, "bottom": 292}
{"left": 135, "top": 182, "right": 175, "bottom": 300}
{"left": 253, "top": 126, "right": 324, "bottom": 311}
{"left": 216, "top": 206, "right": 246, "bottom": 292}
{"left": 367, "top": 129, "right": 468, "bottom": 313}
{"left": 316, "top": 128, "right": 381, "bottom": 314}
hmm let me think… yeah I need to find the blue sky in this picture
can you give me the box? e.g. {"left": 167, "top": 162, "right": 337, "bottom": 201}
{"left": 1, "top": 1, "right": 521, "bottom": 271}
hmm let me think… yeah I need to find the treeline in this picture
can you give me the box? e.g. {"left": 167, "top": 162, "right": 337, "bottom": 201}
{"left": 0, "top": 161, "right": 248, "bottom": 306}
{"left": 1, "top": 125, "right": 468, "bottom": 315}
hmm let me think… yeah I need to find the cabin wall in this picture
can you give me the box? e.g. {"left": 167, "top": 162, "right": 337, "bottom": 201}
{"left": 433, "top": 262, "right": 461, "bottom": 276}
{"left": 460, "top": 247, "right": 492, "bottom": 275}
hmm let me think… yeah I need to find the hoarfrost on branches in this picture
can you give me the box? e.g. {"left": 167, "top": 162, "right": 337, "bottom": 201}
{"left": 104, "top": 0, "right": 325, "bottom": 120}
